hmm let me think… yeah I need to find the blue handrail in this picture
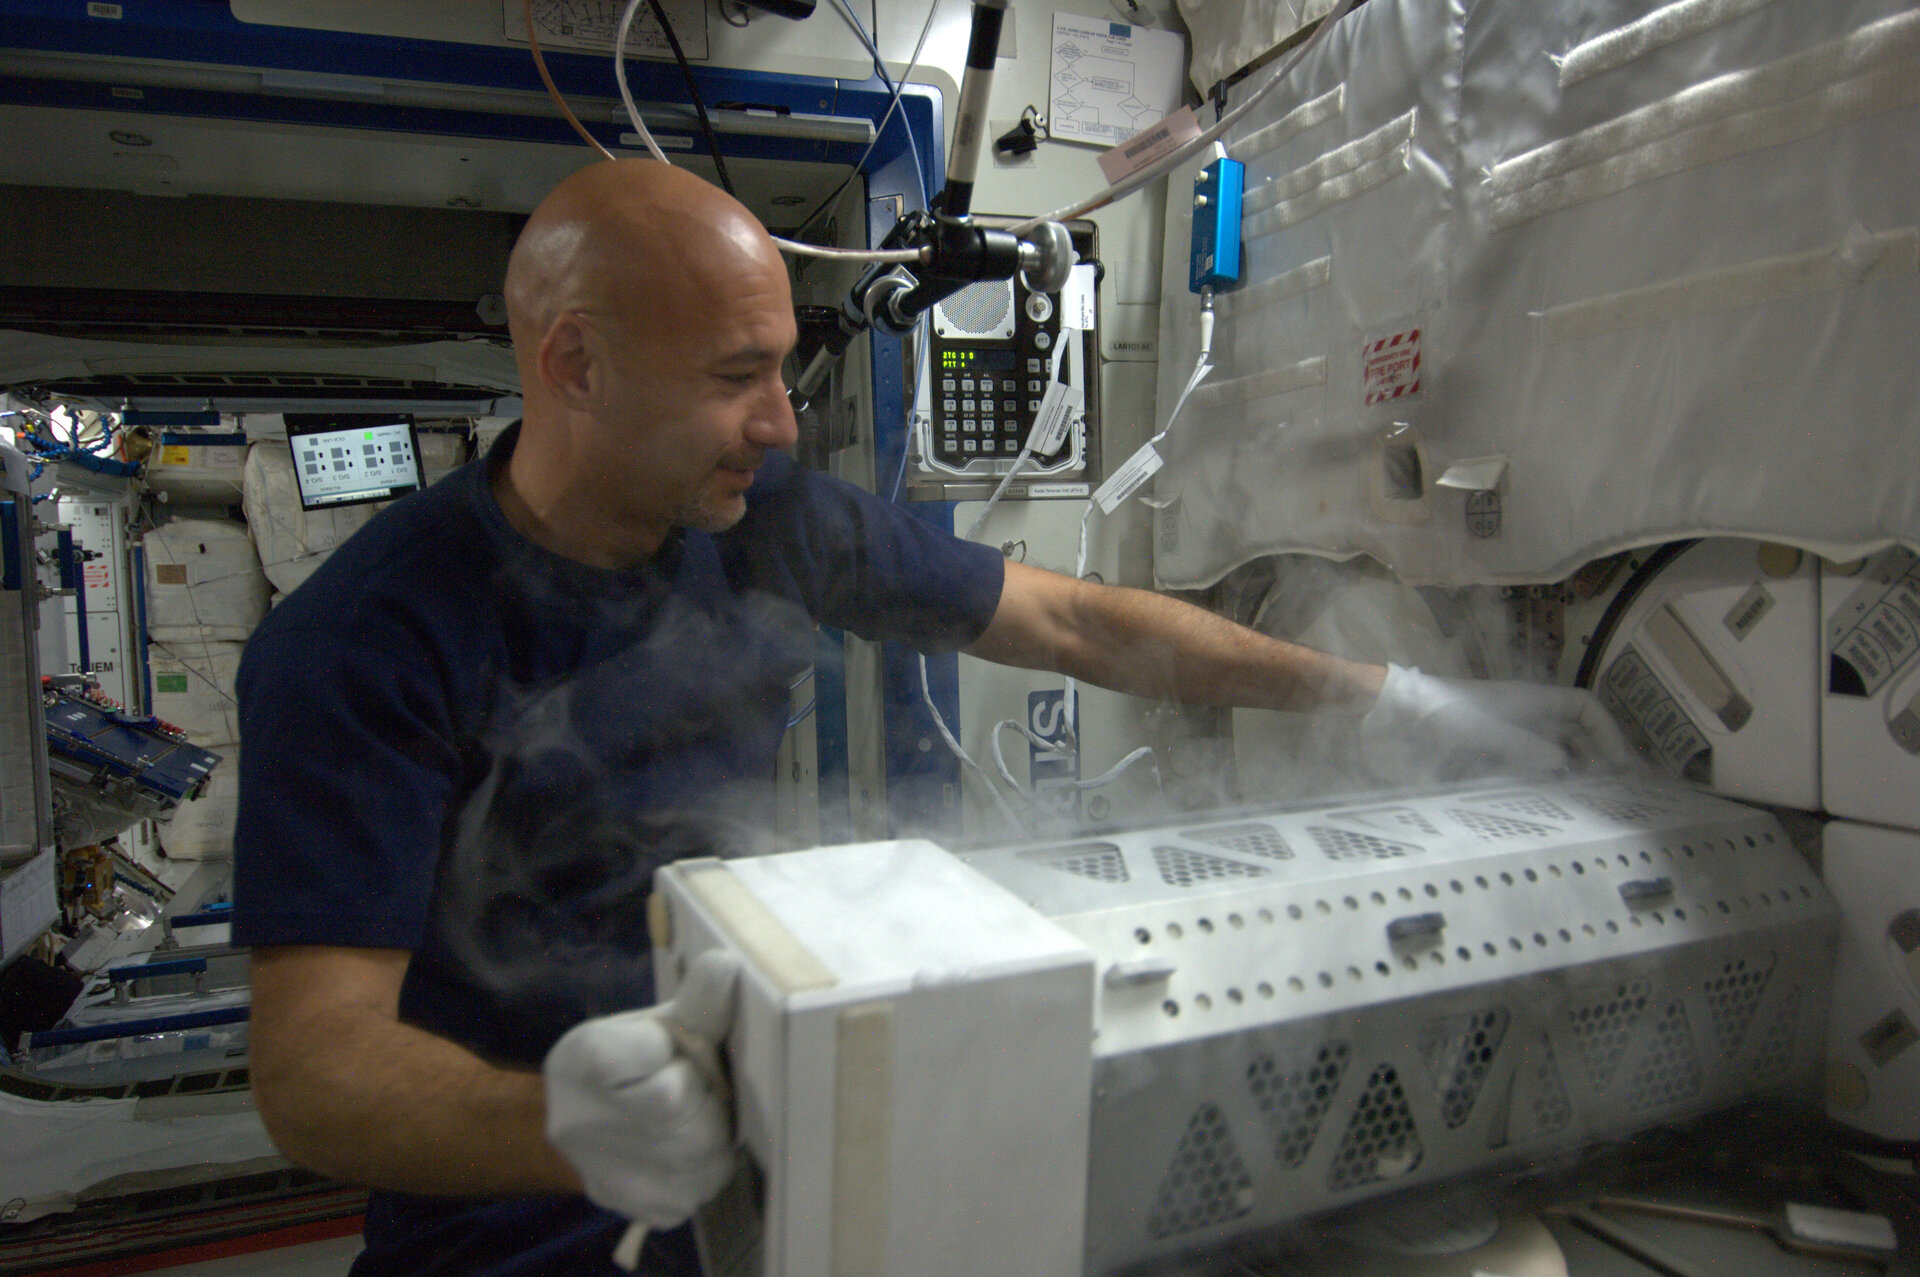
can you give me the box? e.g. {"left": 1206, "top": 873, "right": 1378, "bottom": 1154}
{"left": 25, "top": 1006, "right": 249, "bottom": 1049}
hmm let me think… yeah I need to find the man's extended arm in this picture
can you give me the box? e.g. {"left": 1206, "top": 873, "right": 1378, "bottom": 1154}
{"left": 249, "top": 944, "right": 583, "bottom": 1196}
{"left": 965, "top": 560, "right": 1387, "bottom": 713}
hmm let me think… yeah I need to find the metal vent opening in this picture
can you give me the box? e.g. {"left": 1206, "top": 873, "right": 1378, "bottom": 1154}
{"left": 1752, "top": 987, "right": 1801, "bottom": 1079}
{"left": 1331, "top": 805, "right": 1441, "bottom": 836}
{"left": 1153, "top": 846, "right": 1268, "bottom": 888}
{"left": 1328, "top": 1065, "right": 1423, "bottom": 1191}
{"left": 1185, "top": 822, "right": 1293, "bottom": 860}
{"left": 1478, "top": 792, "right": 1575, "bottom": 822}
{"left": 1309, "top": 826, "right": 1423, "bottom": 861}
{"left": 1418, "top": 1008, "right": 1510, "bottom": 1128}
{"left": 1449, "top": 808, "right": 1560, "bottom": 840}
{"left": 1248, "top": 1042, "right": 1349, "bottom": 1166}
{"left": 1703, "top": 954, "right": 1776, "bottom": 1057}
{"left": 1505, "top": 1034, "right": 1573, "bottom": 1144}
{"left": 1023, "top": 842, "right": 1129, "bottom": 884}
{"left": 1569, "top": 981, "right": 1653, "bottom": 1092}
{"left": 1627, "top": 1001, "right": 1702, "bottom": 1109}
{"left": 1145, "top": 1103, "right": 1255, "bottom": 1239}
{"left": 1574, "top": 792, "right": 1673, "bottom": 823}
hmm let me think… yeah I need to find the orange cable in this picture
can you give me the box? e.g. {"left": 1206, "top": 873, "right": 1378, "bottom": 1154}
{"left": 524, "top": 0, "right": 618, "bottom": 161}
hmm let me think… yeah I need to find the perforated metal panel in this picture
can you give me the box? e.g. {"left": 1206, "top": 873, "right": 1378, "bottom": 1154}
{"left": 958, "top": 775, "right": 1838, "bottom": 1276}
{"left": 1186, "top": 823, "right": 1293, "bottom": 860}
{"left": 1026, "top": 842, "right": 1129, "bottom": 884}
{"left": 1145, "top": 1104, "right": 1255, "bottom": 1239}
{"left": 1248, "top": 1042, "right": 1349, "bottom": 1166}
{"left": 1153, "top": 845, "right": 1268, "bottom": 887}
{"left": 1309, "top": 826, "right": 1423, "bottom": 861}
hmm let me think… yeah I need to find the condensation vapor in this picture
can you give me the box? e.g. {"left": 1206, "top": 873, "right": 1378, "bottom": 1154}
{"left": 433, "top": 568, "right": 827, "bottom": 1041}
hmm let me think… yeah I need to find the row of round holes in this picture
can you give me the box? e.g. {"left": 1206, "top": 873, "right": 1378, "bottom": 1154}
{"left": 1135, "top": 839, "right": 1803, "bottom": 949}
{"left": 1147, "top": 894, "right": 1816, "bottom": 1020}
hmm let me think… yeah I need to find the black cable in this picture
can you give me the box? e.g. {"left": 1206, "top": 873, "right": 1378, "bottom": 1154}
{"left": 644, "top": 0, "right": 735, "bottom": 196}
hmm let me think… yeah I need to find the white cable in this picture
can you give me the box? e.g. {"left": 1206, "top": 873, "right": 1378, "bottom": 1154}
{"left": 611, "top": 0, "right": 927, "bottom": 262}
{"left": 614, "top": 0, "right": 673, "bottom": 164}
{"left": 1006, "top": 0, "right": 1361, "bottom": 236}
{"left": 919, "top": 653, "right": 1024, "bottom": 831}
{"left": 823, "top": 0, "right": 935, "bottom": 208}
{"left": 961, "top": 335, "right": 1072, "bottom": 540}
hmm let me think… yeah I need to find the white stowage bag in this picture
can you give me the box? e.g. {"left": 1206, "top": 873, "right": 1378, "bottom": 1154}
{"left": 242, "top": 440, "right": 376, "bottom": 595}
{"left": 157, "top": 746, "right": 239, "bottom": 861}
{"left": 145, "top": 637, "right": 243, "bottom": 748}
{"left": 142, "top": 517, "right": 270, "bottom": 642}
{"left": 1152, "top": 0, "right": 1920, "bottom": 589}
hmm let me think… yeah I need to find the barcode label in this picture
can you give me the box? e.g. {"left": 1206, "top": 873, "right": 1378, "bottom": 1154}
{"left": 1097, "top": 105, "right": 1201, "bottom": 185}
{"left": 1092, "top": 443, "right": 1163, "bottom": 514}
{"left": 1029, "top": 382, "right": 1082, "bottom": 455}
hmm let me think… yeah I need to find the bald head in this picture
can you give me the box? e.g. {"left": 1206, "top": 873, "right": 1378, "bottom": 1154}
{"left": 504, "top": 160, "right": 784, "bottom": 367}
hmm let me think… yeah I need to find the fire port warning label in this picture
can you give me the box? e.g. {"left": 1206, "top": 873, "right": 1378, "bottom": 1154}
{"left": 1362, "top": 328, "right": 1422, "bottom": 406}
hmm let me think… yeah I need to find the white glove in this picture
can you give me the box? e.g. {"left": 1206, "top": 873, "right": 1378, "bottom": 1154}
{"left": 1359, "top": 664, "right": 1631, "bottom": 785}
{"left": 543, "top": 950, "right": 741, "bottom": 1240}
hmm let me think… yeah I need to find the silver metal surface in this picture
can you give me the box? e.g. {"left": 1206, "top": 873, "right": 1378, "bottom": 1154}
{"left": 960, "top": 775, "right": 1839, "bottom": 1275}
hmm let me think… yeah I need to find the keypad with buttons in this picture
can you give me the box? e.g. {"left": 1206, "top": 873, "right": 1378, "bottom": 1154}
{"left": 930, "top": 260, "right": 1087, "bottom": 468}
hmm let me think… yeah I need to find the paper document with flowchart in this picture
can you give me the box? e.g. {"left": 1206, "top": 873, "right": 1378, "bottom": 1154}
{"left": 1047, "top": 14, "right": 1186, "bottom": 148}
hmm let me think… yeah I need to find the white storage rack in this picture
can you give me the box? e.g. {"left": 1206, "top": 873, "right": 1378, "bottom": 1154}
{"left": 655, "top": 774, "right": 1837, "bottom": 1277}
{"left": 958, "top": 774, "right": 1838, "bottom": 1274}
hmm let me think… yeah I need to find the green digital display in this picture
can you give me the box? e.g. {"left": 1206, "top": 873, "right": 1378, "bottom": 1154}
{"left": 939, "top": 347, "right": 1016, "bottom": 371}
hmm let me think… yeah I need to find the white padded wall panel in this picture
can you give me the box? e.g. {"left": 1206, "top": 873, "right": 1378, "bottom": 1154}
{"left": 1152, "top": 0, "right": 1920, "bottom": 589}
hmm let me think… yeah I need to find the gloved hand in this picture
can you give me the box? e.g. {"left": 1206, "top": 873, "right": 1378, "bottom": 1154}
{"left": 543, "top": 949, "right": 741, "bottom": 1250}
{"left": 1358, "top": 664, "right": 1631, "bottom": 784}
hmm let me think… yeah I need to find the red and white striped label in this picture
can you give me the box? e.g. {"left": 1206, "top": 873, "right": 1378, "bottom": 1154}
{"left": 1362, "top": 328, "right": 1422, "bottom": 406}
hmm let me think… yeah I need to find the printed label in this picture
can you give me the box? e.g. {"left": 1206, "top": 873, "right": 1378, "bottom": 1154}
{"left": 1061, "top": 264, "right": 1098, "bottom": 332}
{"left": 1029, "top": 382, "right": 1082, "bottom": 455}
{"left": 1092, "top": 442, "right": 1163, "bottom": 514}
{"left": 1466, "top": 491, "right": 1500, "bottom": 538}
{"left": 1723, "top": 583, "right": 1775, "bottom": 639}
{"left": 1027, "top": 483, "right": 1092, "bottom": 498}
{"left": 1600, "top": 648, "right": 1711, "bottom": 779}
{"left": 1827, "top": 545, "right": 1920, "bottom": 697}
{"left": 1096, "top": 106, "right": 1201, "bottom": 184}
{"left": 160, "top": 445, "right": 192, "bottom": 466}
{"left": 155, "top": 673, "right": 190, "bottom": 695}
{"left": 87, "top": 2, "right": 123, "bottom": 17}
{"left": 155, "top": 563, "right": 188, "bottom": 586}
{"left": 1362, "top": 328, "right": 1422, "bottom": 406}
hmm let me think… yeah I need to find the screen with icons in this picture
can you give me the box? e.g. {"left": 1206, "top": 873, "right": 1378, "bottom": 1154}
{"left": 285, "top": 416, "right": 424, "bottom": 512}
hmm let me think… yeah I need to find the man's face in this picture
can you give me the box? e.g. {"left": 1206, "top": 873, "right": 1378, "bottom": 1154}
{"left": 582, "top": 251, "right": 800, "bottom": 538}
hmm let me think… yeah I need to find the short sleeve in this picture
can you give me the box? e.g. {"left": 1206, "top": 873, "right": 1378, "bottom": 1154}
{"left": 723, "top": 454, "right": 1005, "bottom": 650}
{"left": 231, "top": 625, "right": 463, "bottom": 950}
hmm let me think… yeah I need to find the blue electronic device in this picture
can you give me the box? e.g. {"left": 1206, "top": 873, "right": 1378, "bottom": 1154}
{"left": 42, "top": 682, "right": 221, "bottom": 805}
{"left": 1189, "top": 156, "right": 1245, "bottom": 293}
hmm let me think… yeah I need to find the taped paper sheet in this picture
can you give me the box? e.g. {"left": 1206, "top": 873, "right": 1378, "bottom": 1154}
{"left": 1049, "top": 14, "right": 1187, "bottom": 149}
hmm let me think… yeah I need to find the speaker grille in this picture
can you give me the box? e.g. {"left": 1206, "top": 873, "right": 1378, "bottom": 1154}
{"left": 935, "top": 279, "right": 1014, "bottom": 335}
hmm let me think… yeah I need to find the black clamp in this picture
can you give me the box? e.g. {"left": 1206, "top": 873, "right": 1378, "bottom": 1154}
{"left": 994, "top": 106, "right": 1047, "bottom": 159}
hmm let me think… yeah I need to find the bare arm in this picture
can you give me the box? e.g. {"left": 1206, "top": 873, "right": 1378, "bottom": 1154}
{"left": 249, "top": 944, "right": 583, "bottom": 1196}
{"left": 965, "top": 560, "right": 1387, "bottom": 713}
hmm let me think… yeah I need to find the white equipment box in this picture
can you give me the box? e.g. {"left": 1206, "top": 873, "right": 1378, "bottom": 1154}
{"left": 1822, "top": 820, "right": 1920, "bottom": 1142}
{"left": 1822, "top": 546, "right": 1920, "bottom": 829}
{"left": 1588, "top": 539, "right": 1821, "bottom": 811}
{"left": 654, "top": 775, "right": 1837, "bottom": 1277}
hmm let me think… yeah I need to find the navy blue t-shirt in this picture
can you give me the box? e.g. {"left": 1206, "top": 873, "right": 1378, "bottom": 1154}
{"left": 233, "top": 425, "right": 1003, "bottom": 1275}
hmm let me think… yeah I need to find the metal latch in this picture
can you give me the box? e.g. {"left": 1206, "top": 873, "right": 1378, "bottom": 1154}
{"left": 1387, "top": 912, "right": 1446, "bottom": 943}
{"left": 1618, "top": 877, "right": 1675, "bottom": 905}
{"left": 1104, "top": 956, "right": 1177, "bottom": 987}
